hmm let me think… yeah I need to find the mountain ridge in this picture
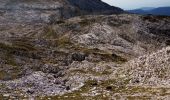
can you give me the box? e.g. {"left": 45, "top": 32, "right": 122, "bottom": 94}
{"left": 67, "top": 0, "right": 124, "bottom": 14}
{"left": 128, "top": 6, "right": 170, "bottom": 16}
{"left": 0, "top": 0, "right": 124, "bottom": 23}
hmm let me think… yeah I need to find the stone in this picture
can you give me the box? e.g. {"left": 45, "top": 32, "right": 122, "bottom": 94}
{"left": 66, "top": 86, "right": 70, "bottom": 90}
{"left": 3, "top": 94, "right": 10, "bottom": 97}
{"left": 106, "top": 86, "right": 112, "bottom": 91}
{"left": 27, "top": 89, "right": 34, "bottom": 94}
{"left": 71, "top": 53, "right": 86, "bottom": 61}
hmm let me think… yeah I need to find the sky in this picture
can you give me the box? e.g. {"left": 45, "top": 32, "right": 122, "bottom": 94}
{"left": 102, "top": 0, "right": 170, "bottom": 10}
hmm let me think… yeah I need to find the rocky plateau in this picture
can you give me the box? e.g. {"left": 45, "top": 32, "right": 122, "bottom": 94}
{"left": 0, "top": 0, "right": 170, "bottom": 100}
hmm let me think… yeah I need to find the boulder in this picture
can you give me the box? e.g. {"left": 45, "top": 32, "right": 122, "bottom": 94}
{"left": 71, "top": 53, "right": 86, "bottom": 61}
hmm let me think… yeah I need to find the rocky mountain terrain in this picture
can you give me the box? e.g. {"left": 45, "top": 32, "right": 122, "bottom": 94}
{"left": 0, "top": 0, "right": 170, "bottom": 100}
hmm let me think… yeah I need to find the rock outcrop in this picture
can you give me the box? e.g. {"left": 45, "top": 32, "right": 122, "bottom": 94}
{"left": 122, "top": 46, "right": 170, "bottom": 86}
{"left": 0, "top": 0, "right": 124, "bottom": 23}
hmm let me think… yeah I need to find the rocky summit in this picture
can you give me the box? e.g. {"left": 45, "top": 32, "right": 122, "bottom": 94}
{"left": 0, "top": 0, "right": 170, "bottom": 100}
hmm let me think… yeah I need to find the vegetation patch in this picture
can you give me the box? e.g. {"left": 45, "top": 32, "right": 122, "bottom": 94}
{"left": 55, "top": 35, "right": 73, "bottom": 48}
{"left": 82, "top": 48, "right": 127, "bottom": 63}
{"left": 119, "top": 33, "right": 136, "bottom": 43}
{"left": 70, "top": 68, "right": 112, "bottom": 76}
{"left": 79, "top": 18, "right": 96, "bottom": 27}
{"left": 58, "top": 43, "right": 127, "bottom": 63}
{"left": 0, "top": 39, "right": 36, "bottom": 52}
{"left": 0, "top": 65, "right": 24, "bottom": 80}
{"left": 0, "top": 40, "right": 38, "bottom": 64}
{"left": 44, "top": 26, "right": 57, "bottom": 38}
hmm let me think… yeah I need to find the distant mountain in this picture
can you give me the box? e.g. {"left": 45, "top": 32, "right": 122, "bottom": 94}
{"left": 128, "top": 9, "right": 148, "bottom": 14}
{"left": 128, "top": 7, "right": 170, "bottom": 16}
{"left": 67, "top": 0, "right": 124, "bottom": 14}
{"left": 151, "top": 7, "right": 170, "bottom": 15}
{"left": 140, "top": 7, "right": 155, "bottom": 11}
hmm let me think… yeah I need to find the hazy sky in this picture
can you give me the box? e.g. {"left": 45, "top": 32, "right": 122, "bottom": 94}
{"left": 102, "top": 0, "right": 170, "bottom": 10}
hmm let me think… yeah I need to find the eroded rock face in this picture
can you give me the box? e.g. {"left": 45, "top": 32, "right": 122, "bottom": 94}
{"left": 0, "top": 0, "right": 124, "bottom": 24}
{"left": 0, "top": 0, "right": 69, "bottom": 23}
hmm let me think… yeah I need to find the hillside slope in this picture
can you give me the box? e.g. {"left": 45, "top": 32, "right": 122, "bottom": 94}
{"left": 0, "top": 0, "right": 170, "bottom": 99}
{"left": 122, "top": 46, "right": 170, "bottom": 86}
{"left": 0, "top": 14, "right": 170, "bottom": 99}
{"left": 67, "top": 0, "right": 123, "bottom": 14}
